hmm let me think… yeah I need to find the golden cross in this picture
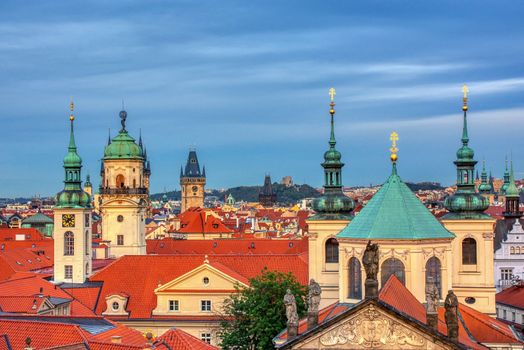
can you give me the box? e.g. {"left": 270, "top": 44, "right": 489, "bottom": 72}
{"left": 390, "top": 131, "right": 399, "bottom": 154}
{"left": 329, "top": 87, "right": 336, "bottom": 102}
{"left": 69, "top": 97, "right": 75, "bottom": 112}
{"left": 462, "top": 84, "right": 469, "bottom": 99}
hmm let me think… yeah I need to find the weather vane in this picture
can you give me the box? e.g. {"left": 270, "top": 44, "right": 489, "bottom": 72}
{"left": 390, "top": 131, "right": 399, "bottom": 162}
{"left": 462, "top": 84, "right": 469, "bottom": 111}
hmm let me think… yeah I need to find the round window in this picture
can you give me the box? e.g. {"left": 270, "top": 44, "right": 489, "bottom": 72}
{"left": 117, "top": 215, "right": 124, "bottom": 222}
{"left": 465, "top": 297, "right": 476, "bottom": 304}
{"left": 112, "top": 302, "right": 119, "bottom": 311}
{"left": 203, "top": 277, "right": 210, "bottom": 285}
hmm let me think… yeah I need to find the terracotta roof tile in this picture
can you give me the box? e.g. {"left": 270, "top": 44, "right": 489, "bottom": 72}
{"left": 496, "top": 284, "right": 524, "bottom": 310}
{"left": 154, "top": 328, "right": 218, "bottom": 350}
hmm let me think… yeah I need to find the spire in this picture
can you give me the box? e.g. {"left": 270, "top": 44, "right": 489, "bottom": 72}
{"left": 478, "top": 159, "right": 492, "bottom": 193}
{"left": 502, "top": 156, "right": 511, "bottom": 194}
{"left": 139, "top": 128, "right": 143, "bottom": 148}
{"left": 107, "top": 129, "right": 111, "bottom": 146}
{"left": 180, "top": 166, "right": 183, "bottom": 178}
{"left": 443, "top": 86, "right": 489, "bottom": 219}
{"left": 203, "top": 165, "right": 206, "bottom": 177}
{"left": 461, "top": 84, "right": 469, "bottom": 146}
{"left": 328, "top": 87, "right": 337, "bottom": 148}
{"left": 68, "top": 99, "right": 77, "bottom": 152}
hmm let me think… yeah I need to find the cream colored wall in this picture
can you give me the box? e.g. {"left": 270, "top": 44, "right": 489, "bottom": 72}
{"left": 307, "top": 219, "right": 349, "bottom": 308}
{"left": 53, "top": 208, "right": 92, "bottom": 283}
{"left": 180, "top": 177, "right": 206, "bottom": 212}
{"left": 100, "top": 159, "right": 148, "bottom": 257}
{"left": 100, "top": 203, "right": 146, "bottom": 257}
{"left": 338, "top": 239, "right": 453, "bottom": 305}
{"left": 442, "top": 219, "right": 497, "bottom": 316}
{"left": 102, "top": 159, "right": 145, "bottom": 189}
{"left": 153, "top": 264, "right": 244, "bottom": 316}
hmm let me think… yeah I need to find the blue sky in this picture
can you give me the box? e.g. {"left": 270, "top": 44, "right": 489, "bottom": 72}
{"left": 1, "top": 1, "right": 523, "bottom": 197}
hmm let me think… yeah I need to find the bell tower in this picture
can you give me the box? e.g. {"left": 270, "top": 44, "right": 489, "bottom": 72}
{"left": 441, "top": 85, "right": 496, "bottom": 316}
{"left": 99, "top": 109, "right": 149, "bottom": 257}
{"left": 54, "top": 100, "right": 92, "bottom": 284}
{"left": 180, "top": 149, "right": 206, "bottom": 213}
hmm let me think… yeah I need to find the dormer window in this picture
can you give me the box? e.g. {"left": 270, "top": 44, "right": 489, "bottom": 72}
{"left": 112, "top": 302, "right": 119, "bottom": 311}
{"left": 102, "top": 294, "right": 129, "bottom": 316}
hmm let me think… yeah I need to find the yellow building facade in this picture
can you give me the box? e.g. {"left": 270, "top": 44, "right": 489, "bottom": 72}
{"left": 99, "top": 110, "right": 150, "bottom": 257}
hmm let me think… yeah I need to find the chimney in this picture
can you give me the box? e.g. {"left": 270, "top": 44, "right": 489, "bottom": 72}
{"left": 111, "top": 336, "right": 122, "bottom": 344}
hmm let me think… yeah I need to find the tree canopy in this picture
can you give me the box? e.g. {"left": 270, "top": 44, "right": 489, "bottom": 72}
{"left": 218, "top": 269, "right": 307, "bottom": 350}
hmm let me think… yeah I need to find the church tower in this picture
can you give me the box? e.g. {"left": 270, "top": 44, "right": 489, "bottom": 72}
{"left": 503, "top": 161, "right": 521, "bottom": 219}
{"left": 307, "top": 88, "right": 355, "bottom": 307}
{"left": 478, "top": 160, "right": 494, "bottom": 205}
{"left": 53, "top": 101, "right": 92, "bottom": 283}
{"left": 441, "top": 85, "right": 496, "bottom": 315}
{"left": 180, "top": 149, "right": 206, "bottom": 213}
{"left": 259, "top": 174, "right": 277, "bottom": 207}
{"left": 99, "top": 109, "right": 149, "bottom": 257}
{"left": 84, "top": 174, "right": 93, "bottom": 197}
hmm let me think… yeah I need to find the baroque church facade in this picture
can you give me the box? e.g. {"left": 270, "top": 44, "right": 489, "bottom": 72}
{"left": 308, "top": 87, "right": 497, "bottom": 316}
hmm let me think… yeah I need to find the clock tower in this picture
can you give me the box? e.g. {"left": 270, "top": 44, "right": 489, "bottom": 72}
{"left": 99, "top": 110, "right": 150, "bottom": 257}
{"left": 54, "top": 101, "right": 92, "bottom": 284}
{"left": 180, "top": 149, "right": 206, "bottom": 213}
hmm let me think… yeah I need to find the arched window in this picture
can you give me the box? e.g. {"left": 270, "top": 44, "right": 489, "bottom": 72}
{"left": 133, "top": 179, "right": 136, "bottom": 188}
{"left": 510, "top": 246, "right": 515, "bottom": 255}
{"left": 325, "top": 238, "right": 339, "bottom": 263}
{"left": 425, "top": 257, "right": 442, "bottom": 297}
{"left": 348, "top": 257, "right": 362, "bottom": 299}
{"left": 64, "top": 232, "right": 74, "bottom": 256}
{"left": 381, "top": 258, "right": 405, "bottom": 286}
{"left": 462, "top": 238, "right": 477, "bottom": 264}
{"left": 517, "top": 247, "right": 521, "bottom": 254}
{"left": 116, "top": 174, "right": 125, "bottom": 188}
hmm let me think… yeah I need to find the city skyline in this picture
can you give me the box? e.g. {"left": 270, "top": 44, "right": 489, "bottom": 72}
{"left": 1, "top": 1, "right": 524, "bottom": 196}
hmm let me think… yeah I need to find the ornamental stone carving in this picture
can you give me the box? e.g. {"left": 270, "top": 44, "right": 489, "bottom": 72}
{"left": 319, "top": 305, "right": 426, "bottom": 348}
{"left": 344, "top": 247, "right": 363, "bottom": 259}
{"left": 380, "top": 248, "right": 409, "bottom": 262}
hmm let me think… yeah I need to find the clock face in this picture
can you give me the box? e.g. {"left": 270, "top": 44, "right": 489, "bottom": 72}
{"left": 62, "top": 214, "right": 75, "bottom": 227}
{"left": 192, "top": 186, "right": 198, "bottom": 193}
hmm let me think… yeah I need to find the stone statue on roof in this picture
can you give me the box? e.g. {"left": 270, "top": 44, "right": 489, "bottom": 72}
{"left": 119, "top": 110, "right": 127, "bottom": 132}
{"left": 444, "top": 290, "right": 459, "bottom": 341}
{"left": 425, "top": 276, "right": 439, "bottom": 314}
{"left": 363, "top": 240, "right": 379, "bottom": 281}
{"left": 284, "top": 289, "right": 298, "bottom": 325}
{"left": 308, "top": 279, "right": 321, "bottom": 314}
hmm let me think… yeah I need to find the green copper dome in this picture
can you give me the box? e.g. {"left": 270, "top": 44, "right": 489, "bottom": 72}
{"left": 56, "top": 108, "right": 91, "bottom": 209}
{"left": 443, "top": 89, "right": 490, "bottom": 220}
{"left": 506, "top": 161, "right": 519, "bottom": 198}
{"left": 338, "top": 163, "right": 454, "bottom": 240}
{"left": 310, "top": 91, "right": 354, "bottom": 220}
{"left": 103, "top": 110, "right": 144, "bottom": 160}
{"left": 478, "top": 160, "right": 492, "bottom": 193}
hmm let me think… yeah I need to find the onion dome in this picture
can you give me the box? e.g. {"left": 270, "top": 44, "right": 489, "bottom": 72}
{"left": 443, "top": 86, "right": 490, "bottom": 220}
{"left": 478, "top": 160, "right": 492, "bottom": 193}
{"left": 311, "top": 88, "right": 354, "bottom": 220}
{"left": 103, "top": 110, "right": 144, "bottom": 160}
{"left": 501, "top": 158, "right": 510, "bottom": 195}
{"left": 506, "top": 161, "right": 519, "bottom": 198}
{"left": 56, "top": 100, "right": 91, "bottom": 209}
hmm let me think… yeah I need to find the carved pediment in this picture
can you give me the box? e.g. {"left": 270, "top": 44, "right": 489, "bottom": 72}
{"left": 296, "top": 304, "right": 450, "bottom": 349}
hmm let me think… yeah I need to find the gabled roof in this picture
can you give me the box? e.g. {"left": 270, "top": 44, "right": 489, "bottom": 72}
{"left": 21, "top": 212, "right": 53, "bottom": 225}
{"left": 174, "top": 208, "right": 233, "bottom": 235}
{"left": 338, "top": 166, "right": 455, "bottom": 240}
{"left": 154, "top": 328, "right": 218, "bottom": 350}
{"left": 89, "top": 254, "right": 308, "bottom": 319}
{"left": 496, "top": 284, "right": 524, "bottom": 310}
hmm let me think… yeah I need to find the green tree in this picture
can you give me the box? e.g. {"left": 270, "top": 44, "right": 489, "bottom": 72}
{"left": 218, "top": 269, "right": 307, "bottom": 350}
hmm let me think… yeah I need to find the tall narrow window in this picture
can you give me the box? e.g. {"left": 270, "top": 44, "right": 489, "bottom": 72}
{"left": 85, "top": 230, "right": 89, "bottom": 255}
{"left": 462, "top": 238, "right": 477, "bottom": 264}
{"left": 117, "top": 235, "right": 124, "bottom": 246}
{"left": 64, "top": 231, "right": 74, "bottom": 256}
{"left": 381, "top": 258, "right": 405, "bottom": 286}
{"left": 348, "top": 257, "right": 362, "bottom": 299}
{"left": 325, "top": 238, "right": 339, "bottom": 263}
{"left": 425, "top": 257, "right": 442, "bottom": 297}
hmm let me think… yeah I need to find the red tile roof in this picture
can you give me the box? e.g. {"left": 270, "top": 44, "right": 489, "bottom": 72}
{"left": 154, "top": 328, "right": 218, "bottom": 350}
{"left": 496, "top": 284, "right": 524, "bottom": 310}
{"left": 0, "top": 228, "right": 46, "bottom": 242}
{"left": 173, "top": 208, "right": 233, "bottom": 235}
{"left": 146, "top": 237, "right": 308, "bottom": 255}
{"left": 89, "top": 254, "right": 308, "bottom": 319}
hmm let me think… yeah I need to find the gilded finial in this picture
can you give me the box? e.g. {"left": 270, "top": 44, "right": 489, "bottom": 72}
{"left": 329, "top": 87, "right": 336, "bottom": 115}
{"left": 390, "top": 131, "right": 399, "bottom": 162}
{"left": 69, "top": 97, "right": 75, "bottom": 121}
{"left": 462, "top": 84, "right": 469, "bottom": 111}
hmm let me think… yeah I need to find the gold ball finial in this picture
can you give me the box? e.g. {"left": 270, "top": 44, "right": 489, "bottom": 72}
{"left": 462, "top": 84, "right": 469, "bottom": 111}
{"left": 328, "top": 87, "right": 336, "bottom": 116}
{"left": 389, "top": 131, "right": 399, "bottom": 163}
